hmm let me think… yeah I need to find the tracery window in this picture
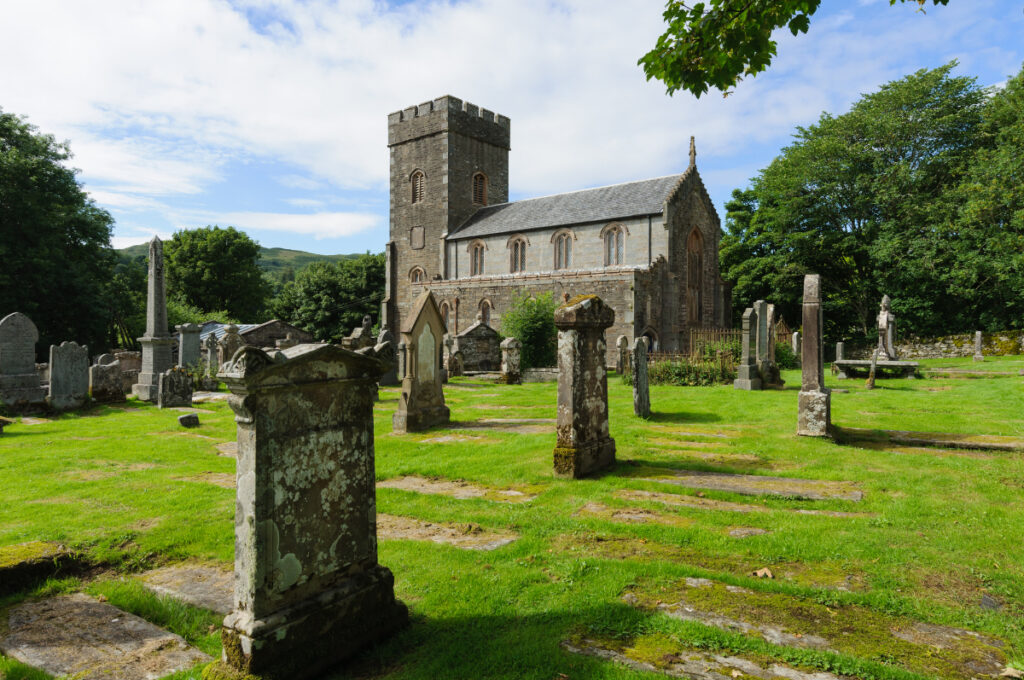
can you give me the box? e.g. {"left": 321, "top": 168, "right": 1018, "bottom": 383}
{"left": 411, "top": 170, "right": 425, "bottom": 204}
{"left": 510, "top": 237, "right": 526, "bottom": 273}
{"left": 603, "top": 224, "right": 624, "bottom": 266}
{"left": 472, "top": 172, "right": 488, "bottom": 206}
{"left": 553, "top": 232, "right": 572, "bottom": 270}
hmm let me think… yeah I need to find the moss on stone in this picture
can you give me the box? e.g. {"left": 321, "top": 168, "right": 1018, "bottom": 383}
{"left": 201, "top": 661, "right": 259, "bottom": 680}
{"left": 552, "top": 446, "right": 578, "bottom": 475}
{"left": 0, "top": 541, "right": 60, "bottom": 569}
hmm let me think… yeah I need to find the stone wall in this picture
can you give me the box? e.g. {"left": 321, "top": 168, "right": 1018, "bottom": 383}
{"left": 843, "top": 330, "right": 1024, "bottom": 360}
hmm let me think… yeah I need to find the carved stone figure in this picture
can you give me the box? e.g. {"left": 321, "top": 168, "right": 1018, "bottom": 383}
{"left": 876, "top": 295, "right": 898, "bottom": 361}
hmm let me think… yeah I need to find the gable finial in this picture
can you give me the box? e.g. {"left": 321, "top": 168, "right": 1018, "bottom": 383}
{"left": 688, "top": 136, "right": 696, "bottom": 169}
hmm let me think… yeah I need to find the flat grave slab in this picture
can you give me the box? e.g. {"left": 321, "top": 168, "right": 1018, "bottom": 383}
{"left": 140, "top": 564, "right": 233, "bottom": 614}
{"left": 834, "top": 359, "right": 918, "bottom": 378}
{"left": 377, "top": 513, "right": 517, "bottom": 551}
{"left": 215, "top": 441, "right": 237, "bottom": 456}
{"left": 377, "top": 475, "right": 538, "bottom": 502}
{"left": 635, "top": 468, "right": 863, "bottom": 501}
{"left": 450, "top": 417, "right": 555, "bottom": 434}
{"left": 191, "top": 391, "right": 229, "bottom": 403}
{"left": 838, "top": 426, "right": 1024, "bottom": 452}
{"left": 573, "top": 501, "right": 693, "bottom": 528}
{"left": 615, "top": 489, "right": 871, "bottom": 517}
{"left": 0, "top": 593, "right": 209, "bottom": 680}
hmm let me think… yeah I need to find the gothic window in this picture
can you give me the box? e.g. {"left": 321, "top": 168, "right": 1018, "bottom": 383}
{"left": 509, "top": 237, "right": 527, "bottom": 273}
{"left": 479, "top": 299, "right": 492, "bottom": 325}
{"left": 411, "top": 170, "right": 425, "bottom": 204}
{"left": 410, "top": 226, "right": 424, "bottom": 250}
{"left": 553, "top": 231, "right": 572, "bottom": 270}
{"left": 472, "top": 172, "right": 488, "bottom": 206}
{"left": 410, "top": 267, "right": 426, "bottom": 283}
{"left": 686, "top": 229, "right": 704, "bottom": 325}
{"left": 603, "top": 224, "right": 624, "bottom": 266}
{"left": 470, "top": 241, "right": 485, "bottom": 276}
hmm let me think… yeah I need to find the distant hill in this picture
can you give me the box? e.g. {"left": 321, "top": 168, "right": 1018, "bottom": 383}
{"left": 117, "top": 244, "right": 365, "bottom": 277}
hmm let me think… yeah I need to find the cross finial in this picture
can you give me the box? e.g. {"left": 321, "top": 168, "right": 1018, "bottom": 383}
{"left": 688, "top": 136, "right": 696, "bottom": 169}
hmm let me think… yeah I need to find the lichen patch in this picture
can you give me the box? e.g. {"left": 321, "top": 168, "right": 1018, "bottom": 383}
{"left": 377, "top": 475, "right": 538, "bottom": 503}
{"left": 377, "top": 514, "right": 517, "bottom": 551}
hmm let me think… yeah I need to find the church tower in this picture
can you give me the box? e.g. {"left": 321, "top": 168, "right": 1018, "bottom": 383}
{"left": 382, "top": 96, "right": 510, "bottom": 335}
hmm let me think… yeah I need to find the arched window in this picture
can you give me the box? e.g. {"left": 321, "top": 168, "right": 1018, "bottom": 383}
{"left": 553, "top": 231, "right": 572, "bottom": 270}
{"left": 411, "top": 170, "right": 425, "bottom": 204}
{"left": 509, "top": 237, "right": 527, "bottom": 273}
{"left": 603, "top": 224, "right": 625, "bottom": 266}
{"left": 472, "top": 172, "right": 488, "bottom": 206}
{"left": 686, "top": 229, "right": 704, "bottom": 325}
{"left": 470, "top": 241, "right": 485, "bottom": 276}
{"left": 410, "top": 267, "right": 426, "bottom": 283}
{"left": 479, "top": 299, "right": 492, "bottom": 326}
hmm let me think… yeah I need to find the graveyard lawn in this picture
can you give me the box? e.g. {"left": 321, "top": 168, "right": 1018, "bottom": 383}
{"left": 0, "top": 358, "right": 1022, "bottom": 680}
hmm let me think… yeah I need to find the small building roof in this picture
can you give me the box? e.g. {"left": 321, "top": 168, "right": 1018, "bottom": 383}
{"left": 199, "top": 323, "right": 258, "bottom": 343}
{"left": 451, "top": 174, "right": 683, "bottom": 239}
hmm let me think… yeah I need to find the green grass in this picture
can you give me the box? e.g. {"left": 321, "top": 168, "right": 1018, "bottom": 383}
{"left": 1, "top": 357, "right": 1022, "bottom": 679}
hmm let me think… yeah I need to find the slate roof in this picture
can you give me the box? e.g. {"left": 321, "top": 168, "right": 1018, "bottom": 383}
{"left": 451, "top": 174, "right": 684, "bottom": 239}
{"left": 199, "top": 323, "right": 258, "bottom": 343}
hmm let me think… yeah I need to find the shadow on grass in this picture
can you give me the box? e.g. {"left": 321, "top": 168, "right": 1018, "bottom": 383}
{"left": 646, "top": 410, "right": 721, "bottom": 424}
{"left": 615, "top": 457, "right": 769, "bottom": 477}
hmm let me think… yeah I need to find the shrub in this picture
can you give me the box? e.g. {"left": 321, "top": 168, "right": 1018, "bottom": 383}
{"left": 624, "top": 354, "right": 736, "bottom": 387}
{"left": 774, "top": 341, "right": 799, "bottom": 369}
{"left": 500, "top": 292, "right": 558, "bottom": 368}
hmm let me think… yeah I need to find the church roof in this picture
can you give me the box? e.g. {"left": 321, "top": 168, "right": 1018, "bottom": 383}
{"left": 451, "top": 173, "right": 684, "bottom": 239}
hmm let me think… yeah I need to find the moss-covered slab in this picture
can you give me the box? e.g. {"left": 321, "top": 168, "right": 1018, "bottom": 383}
{"left": 573, "top": 502, "right": 694, "bottom": 527}
{"left": 628, "top": 467, "right": 863, "bottom": 501}
{"left": 377, "top": 475, "right": 540, "bottom": 503}
{"left": 837, "top": 426, "right": 1024, "bottom": 452}
{"left": 0, "top": 593, "right": 209, "bottom": 679}
{"left": 0, "top": 541, "right": 80, "bottom": 596}
{"left": 623, "top": 577, "right": 1007, "bottom": 679}
{"left": 139, "top": 564, "right": 233, "bottom": 614}
{"left": 377, "top": 513, "right": 516, "bottom": 550}
{"left": 615, "top": 490, "right": 871, "bottom": 517}
{"left": 450, "top": 417, "right": 555, "bottom": 434}
{"left": 648, "top": 426, "right": 737, "bottom": 438}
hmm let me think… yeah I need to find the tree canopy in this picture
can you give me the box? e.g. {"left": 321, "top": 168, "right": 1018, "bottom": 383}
{"left": 640, "top": 0, "right": 950, "bottom": 97}
{"left": 0, "top": 108, "right": 116, "bottom": 357}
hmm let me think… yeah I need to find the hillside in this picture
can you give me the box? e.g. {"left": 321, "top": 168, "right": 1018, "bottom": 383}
{"left": 117, "top": 243, "right": 363, "bottom": 276}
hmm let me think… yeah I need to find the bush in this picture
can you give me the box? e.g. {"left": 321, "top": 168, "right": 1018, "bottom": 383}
{"left": 500, "top": 292, "right": 558, "bottom": 369}
{"left": 774, "top": 341, "right": 799, "bottom": 369}
{"left": 624, "top": 355, "right": 736, "bottom": 387}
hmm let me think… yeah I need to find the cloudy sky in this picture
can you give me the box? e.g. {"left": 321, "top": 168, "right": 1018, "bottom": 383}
{"left": 2, "top": 0, "right": 1021, "bottom": 254}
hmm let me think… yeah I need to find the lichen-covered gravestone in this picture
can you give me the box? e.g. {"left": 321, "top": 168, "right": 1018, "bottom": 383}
{"left": 733, "top": 308, "right": 762, "bottom": 391}
{"left": 797, "top": 274, "right": 831, "bottom": 437}
{"left": 393, "top": 291, "right": 450, "bottom": 433}
{"left": 133, "top": 237, "right": 175, "bottom": 402}
{"left": 553, "top": 295, "right": 616, "bottom": 478}
{"left": 0, "top": 312, "right": 47, "bottom": 409}
{"left": 631, "top": 337, "right": 650, "bottom": 418}
{"left": 615, "top": 335, "right": 629, "bottom": 374}
{"left": 500, "top": 337, "right": 522, "bottom": 384}
{"left": 754, "top": 299, "right": 782, "bottom": 387}
{"left": 89, "top": 354, "right": 125, "bottom": 403}
{"left": 177, "top": 323, "right": 201, "bottom": 368}
{"left": 218, "top": 324, "right": 244, "bottom": 367}
{"left": 48, "top": 341, "right": 89, "bottom": 411}
{"left": 157, "top": 366, "right": 193, "bottom": 408}
{"left": 214, "top": 344, "right": 407, "bottom": 680}
{"left": 455, "top": 313, "right": 500, "bottom": 371}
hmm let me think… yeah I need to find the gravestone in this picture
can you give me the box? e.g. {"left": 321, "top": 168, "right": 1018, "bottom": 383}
{"left": 455, "top": 313, "right": 500, "bottom": 371}
{"left": 792, "top": 331, "right": 801, "bottom": 368}
{"left": 157, "top": 366, "right": 193, "bottom": 408}
{"left": 377, "top": 328, "right": 399, "bottom": 385}
{"left": 393, "top": 291, "right": 450, "bottom": 433}
{"left": 552, "top": 295, "right": 616, "bottom": 478}
{"left": 836, "top": 342, "right": 845, "bottom": 361}
{"left": 631, "top": 337, "right": 650, "bottom": 418}
{"left": 204, "top": 335, "right": 219, "bottom": 373}
{"left": 615, "top": 335, "right": 629, "bottom": 374}
{"left": 448, "top": 350, "right": 464, "bottom": 378}
{"left": 215, "top": 344, "right": 407, "bottom": 679}
{"left": 89, "top": 354, "right": 125, "bottom": 403}
{"left": 865, "top": 350, "right": 878, "bottom": 390}
{"left": 877, "top": 295, "right": 898, "bottom": 360}
{"left": 754, "top": 300, "right": 782, "bottom": 386}
{"left": 48, "top": 341, "right": 89, "bottom": 411}
{"left": 797, "top": 274, "right": 831, "bottom": 437}
{"left": 733, "top": 308, "right": 762, "bottom": 391}
{"left": 275, "top": 332, "right": 300, "bottom": 350}
{"left": 0, "top": 312, "right": 47, "bottom": 408}
{"left": 218, "top": 324, "right": 244, "bottom": 367}
{"left": 766, "top": 303, "right": 777, "bottom": 364}
{"left": 176, "top": 323, "right": 201, "bottom": 368}
{"left": 973, "top": 331, "right": 984, "bottom": 362}
{"left": 344, "top": 315, "right": 375, "bottom": 351}
{"left": 500, "top": 337, "right": 522, "bottom": 384}
{"left": 133, "top": 237, "right": 175, "bottom": 402}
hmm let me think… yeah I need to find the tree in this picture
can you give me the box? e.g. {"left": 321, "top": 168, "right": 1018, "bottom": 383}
{"left": 720, "top": 63, "right": 988, "bottom": 339}
{"left": 270, "top": 253, "right": 385, "bottom": 343}
{"left": 164, "top": 226, "right": 269, "bottom": 321}
{"left": 0, "top": 108, "right": 117, "bottom": 357}
{"left": 500, "top": 292, "right": 559, "bottom": 369}
{"left": 640, "top": 0, "right": 949, "bottom": 97}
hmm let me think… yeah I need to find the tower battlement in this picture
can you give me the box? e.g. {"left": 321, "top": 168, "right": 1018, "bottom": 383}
{"left": 388, "top": 95, "right": 510, "bottom": 148}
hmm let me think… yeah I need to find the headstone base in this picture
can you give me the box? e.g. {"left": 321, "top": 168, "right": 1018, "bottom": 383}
{"left": 392, "top": 405, "right": 450, "bottom": 434}
{"left": 553, "top": 438, "right": 616, "bottom": 479}
{"left": 133, "top": 336, "right": 175, "bottom": 402}
{"left": 733, "top": 365, "right": 762, "bottom": 391}
{"left": 0, "top": 380, "right": 47, "bottom": 409}
{"left": 797, "top": 390, "right": 831, "bottom": 437}
{"left": 216, "top": 566, "right": 408, "bottom": 680}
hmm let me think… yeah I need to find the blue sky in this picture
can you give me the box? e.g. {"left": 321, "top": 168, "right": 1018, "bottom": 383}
{"left": 2, "top": 0, "right": 1021, "bottom": 255}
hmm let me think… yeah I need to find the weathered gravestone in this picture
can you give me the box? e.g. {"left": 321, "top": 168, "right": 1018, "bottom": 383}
{"left": 157, "top": 366, "right": 193, "bottom": 408}
{"left": 377, "top": 328, "right": 399, "bottom": 385}
{"left": 552, "top": 295, "right": 616, "bottom": 478}
{"left": 343, "top": 315, "right": 375, "bottom": 351}
{"left": 393, "top": 291, "right": 450, "bottom": 433}
{"left": 204, "top": 335, "right": 219, "bottom": 372}
{"left": 48, "top": 341, "right": 89, "bottom": 411}
{"left": 792, "top": 331, "right": 801, "bottom": 368}
{"left": 797, "top": 274, "right": 831, "bottom": 437}
{"left": 177, "top": 323, "right": 201, "bottom": 368}
{"left": 89, "top": 354, "right": 126, "bottom": 403}
{"left": 500, "top": 337, "right": 522, "bottom": 384}
{"left": 0, "top": 312, "right": 47, "bottom": 408}
{"left": 973, "top": 331, "right": 984, "bottom": 362}
{"left": 835, "top": 341, "right": 845, "bottom": 361}
{"left": 754, "top": 300, "right": 782, "bottom": 387}
{"left": 275, "top": 332, "right": 300, "bottom": 350}
{"left": 133, "top": 237, "right": 175, "bottom": 402}
{"left": 615, "top": 335, "right": 629, "bottom": 374}
{"left": 214, "top": 344, "right": 407, "bottom": 679}
{"left": 631, "top": 337, "right": 650, "bottom": 418}
{"left": 455, "top": 313, "right": 501, "bottom": 372}
{"left": 218, "top": 324, "right": 244, "bottom": 367}
{"left": 733, "top": 308, "right": 762, "bottom": 391}
{"left": 877, "top": 295, "right": 899, "bottom": 360}
{"left": 448, "top": 350, "right": 464, "bottom": 378}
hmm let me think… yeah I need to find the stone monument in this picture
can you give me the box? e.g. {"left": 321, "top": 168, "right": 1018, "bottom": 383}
{"left": 454, "top": 313, "right": 500, "bottom": 372}
{"left": 733, "top": 307, "right": 762, "bottom": 391}
{"left": 754, "top": 300, "right": 782, "bottom": 387}
{"left": 218, "top": 324, "right": 244, "bottom": 367}
{"left": 393, "top": 291, "right": 450, "bottom": 433}
{"left": 275, "top": 332, "right": 300, "bottom": 350}
{"left": 157, "top": 366, "right": 193, "bottom": 408}
{"left": 552, "top": 295, "right": 616, "bottom": 478}
{"left": 877, "top": 295, "right": 898, "bottom": 361}
{"left": 343, "top": 315, "right": 375, "bottom": 351}
{"left": 973, "top": 331, "right": 984, "bottom": 362}
{"left": 48, "top": 341, "right": 89, "bottom": 411}
{"left": 791, "top": 331, "right": 801, "bottom": 368}
{"left": 89, "top": 354, "right": 125, "bottom": 403}
{"left": 500, "top": 337, "right": 522, "bottom": 384}
{"left": 0, "top": 312, "right": 47, "bottom": 409}
{"left": 377, "top": 328, "right": 399, "bottom": 385}
{"left": 835, "top": 342, "right": 845, "bottom": 361}
{"left": 797, "top": 274, "right": 831, "bottom": 437}
{"left": 214, "top": 344, "right": 407, "bottom": 679}
{"left": 177, "top": 323, "right": 201, "bottom": 368}
{"left": 133, "top": 237, "right": 175, "bottom": 401}
{"left": 631, "top": 336, "right": 650, "bottom": 418}
{"left": 615, "top": 335, "right": 629, "bottom": 374}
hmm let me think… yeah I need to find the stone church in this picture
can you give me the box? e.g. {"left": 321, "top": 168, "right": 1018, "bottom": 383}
{"left": 381, "top": 95, "right": 731, "bottom": 359}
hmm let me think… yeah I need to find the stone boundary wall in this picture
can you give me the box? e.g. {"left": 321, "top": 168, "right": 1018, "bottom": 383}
{"left": 844, "top": 330, "right": 1024, "bottom": 360}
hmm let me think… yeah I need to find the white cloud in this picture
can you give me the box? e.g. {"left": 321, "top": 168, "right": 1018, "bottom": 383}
{"left": 182, "top": 211, "right": 380, "bottom": 238}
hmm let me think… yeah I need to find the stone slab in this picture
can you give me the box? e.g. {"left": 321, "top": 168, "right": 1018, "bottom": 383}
{"left": 638, "top": 470, "right": 863, "bottom": 501}
{"left": 377, "top": 475, "right": 537, "bottom": 502}
{"left": 839, "top": 427, "right": 1024, "bottom": 452}
{"left": 377, "top": 513, "right": 516, "bottom": 551}
{"left": 574, "top": 502, "right": 693, "bottom": 527}
{"left": 140, "top": 565, "right": 233, "bottom": 614}
{"left": 615, "top": 489, "right": 871, "bottom": 517}
{"left": 834, "top": 359, "right": 918, "bottom": 379}
{"left": 0, "top": 593, "right": 209, "bottom": 679}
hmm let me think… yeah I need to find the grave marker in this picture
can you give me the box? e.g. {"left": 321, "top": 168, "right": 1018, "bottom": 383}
{"left": 631, "top": 337, "right": 650, "bottom": 418}
{"left": 797, "top": 274, "right": 831, "bottom": 437}
{"left": 48, "top": 341, "right": 89, "bottom": 411}
{"left": 500, "top": 337, "right": 522, "bottom": 384}
{"left": 393, "top": 291, "right": 450, "bottom": 433}
{"left": 133, "top": 237, "right": 175, "bottom": 402}
{"left": 733, "top": 308, "right": 762, "bottom": 391}
{"left": 0, "top": 312, "right": 47, "bottom": 408}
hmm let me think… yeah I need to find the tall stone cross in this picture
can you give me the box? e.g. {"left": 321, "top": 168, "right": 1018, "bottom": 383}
{"left": 132, "top": 237, "right": 175, "bottom": 402}
{"left": 797, "top": 274, "right": 831, "bottom": 437}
